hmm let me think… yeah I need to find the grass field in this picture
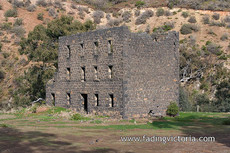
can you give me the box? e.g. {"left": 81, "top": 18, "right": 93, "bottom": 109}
{"left": 0, "top": 107, "right": 229, "bottom": 153}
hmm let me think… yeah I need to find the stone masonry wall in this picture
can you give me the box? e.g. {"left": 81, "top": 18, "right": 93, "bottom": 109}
{"left": 122, "top": 31, "right": 179, "bottom": 118}
{"left": 46, "top": 26, "right": 179, "bottom": 118}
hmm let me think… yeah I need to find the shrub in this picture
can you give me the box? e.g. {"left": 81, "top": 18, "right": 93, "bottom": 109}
{"left": 165, "top": 10, "right": 172, "bottom": 16}
{"left": 122, "top": 11, "right": 132, "bottom": 23}
{"left": 4, "top": 9, "right": 18, "bottom": 17}
{"left": 209, "top": 20, "right": 226, "bottom": 27}
{"left": 107, "top": 18, "right": 122, "bottom": 27}
{"left": 179, "top": 87, "right": 191, "bottom": 111}
{"left": 180, "top": 24, "right": 199, "bottom": 35}
{"left": 48, "top": 8, "right": 57, "bottom": 18}
{"left": 220, "top": 33, "right": 228, "bottom": 41}
{"left": 135, "top": 10, "right": 153, "bottom": 25}
{"left": 224, "top": 16, "right": 230, "bottom": 23}
{"left": 14, "top": 18, "right": 23, "bottom": 26}
{"left": 0, "top": 70, "right": 5, "bottom": 82}
{"left": 93, "top": 10, "right": 104, "bottom": 24}
{"left": 156, "top": 8, "right": 164, "bottom": 17}
{"left": 135, "top": 1, "right": 145, "bottom": 8}
{"left": 0, "top": 22, "right": 12, "bottom": 30}
{"left": 202, "top": 15, "right": 210, "bottom": 24}
{"left": 166, "top": 102, "right": 179, "bottom": 117}
{"left": 36, "top": 0, "right": 47, "bottom": 7}
{"left": 188, "top": 16, "right": 196, "bottom": 23}
{"left": 13, "top": 0, "right": 24, "bottom": 8}
{"left": 11, "top": 26, "right": 26, "bottom": 38}
{"left": 134, "top": 9, "right": 140, "bottom": 17}
{"left": 0, "top": 42, "right": 2, "bottom": 52}
{"left": 223, "top": 118, "right": 230, "bottom": 125}
{"left": 0, "top": 4, "right": 2, "bottom": 10}
{"left": 27, "top": 4, "right": 36, "bottom": 12}
{"left": 106, "top": 14, "right": 111, "bottom": 20}
{"left": 37, "top": 13, "right": 44, "bottom": 21}
{"left": 3, "top": 52, "right": 10, "bottom": 58}
{"left": 181, "top": 11, "right": 189, "bottom": 18}
{"left": 78, "top": 9, "right": 85, "bottom": 19}
{"left": 72, "top": 113, "right": 90, "bottom": 121}
{"left": 153, "top": 22, "right": 174, "bottom": 33}
{"left": 212, "top": 13, "right": 220, "bottom": 20}
{"left": 206, "top": 43, "right": 221, "bottom": 55}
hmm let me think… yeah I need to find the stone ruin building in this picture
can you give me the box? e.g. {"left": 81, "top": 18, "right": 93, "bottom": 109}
{"left": 46, "top": 26, "right": 179, "bottom": 118}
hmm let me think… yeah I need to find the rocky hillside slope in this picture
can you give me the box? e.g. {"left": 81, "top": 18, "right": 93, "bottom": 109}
{"left": 0, "top": 0, "right": 229, "bottom": 111}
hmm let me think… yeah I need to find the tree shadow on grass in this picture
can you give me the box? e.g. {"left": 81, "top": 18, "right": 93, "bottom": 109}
{"left": 0, "top": 127, "right": 121, "bottom": 153}
{"left": 151, "top": 115, "right": 230, "bottom": 148}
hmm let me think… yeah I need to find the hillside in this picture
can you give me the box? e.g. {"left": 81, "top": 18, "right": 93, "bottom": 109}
{"left": 0, "top": 0, "right": 229, "bottom": 112}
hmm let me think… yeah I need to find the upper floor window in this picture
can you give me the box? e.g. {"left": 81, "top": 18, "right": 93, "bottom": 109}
{"left": 66, "top": 45, "right": 70, "bottom": 58}
{"left": 81, "top": 67, "right": 86, "bottom": 82}
{"left": 94, "top": 66, "right": 98, "bottom": 80}
{"left": 108, "top": 40, "right": 113, "bottom": 54}
{"left": 66, "top": 67, "right": 70, "bottom": 81}
{"left": 108, "top": 65, "right": 113, "bottom": 79}
{"left": 80, "top": 43, "right": 84, "bottom": 51}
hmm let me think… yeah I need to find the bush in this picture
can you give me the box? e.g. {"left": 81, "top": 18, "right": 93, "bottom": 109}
{"left": 27, "top": 4, "right": 36, "bottom": 12}
{"left": 106, "top": 14, "right": 111, "bottom": 20}
{"left": 206, "top": 43, "right": 221, "bottom": 55}
{"left": 181, "top": 11, "right": 189, "bottom": 18}
{"left": 223, "top": 118, "right": 230, "bottom": 125}
{"left": 0, "top": 22, "right": 12, "bottom": 30}
{"left": 13, "top": 0, "right": 24, "bottom": 8}
{"left": 135, "top": 10, "right": 153, "bottom": 25}
{"left": 202, "top": 15, "right": 210, "bottom": 24}
{"left": 0, "top": 4, "right": 2, "bottom": 10}
{"left": 107, "top": 18, "right": 122, "bottom": 27}
{"left": 188, "top": 16, "right": 197, "bottom": 23}
{"left": 48, "top": 8, "right": 57, "bottom": 18}
{"left": 165, "top": 10, "right": 172, "bottom": 16}
{"left": 0, "top": 42, "right": 2, "bottom": 52}
{"left": 93, "top": 10, "right": 104, "bottom": 24}
{"left": 166, "top": 102, "right": 179, "bottom": 117}
{"left": 134, "top": 9, "right": 140, "bottom": 17}
{"left": 122, "top": 11, "right": 132, "bottom": 23}
{"left": 212, "top": 13, "right": 220, "bottom": 20}
{"left": 135, "top": 1, "right": 145, "bottom": 8}
{"left": 224, "top": 16, "right": 230, "bottom": 23}
{"left": 36, "top": 0, "right": 47, "bottom": 7}
{"left": 72, "top": 113, "right": 90, "bottom": 121}
{"left": 37, "top": 13, "right": 44, "bottom": 21}
{"left": 11, "top": 26, "right": 26, "bottom": 38}
{"left": 0, "top": 70, "right": 5, "bottom": 82}
{"left": 156, "top": 8, "right": 164, "bottom": 17}
{"left": 4, "top": 9, "right": 18, "bottom": 18}
{"left": 14, "top": 18, "right": 23, "bottom": 26}
{"left": 180, "top": 24, "right": 199, "bottom": 35}
{"left": 179, "top": 87, "right": 191, "bottom": 111}
{"left": 209, "top": 20, "right": 226, "bottom": 27}
{"left": 220, "top": 33, "right": 228, "bottom": 41}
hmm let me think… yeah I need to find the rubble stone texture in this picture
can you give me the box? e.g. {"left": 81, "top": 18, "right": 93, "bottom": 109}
{"left": 46, "top": 26, "right": 179, "bottom": 118}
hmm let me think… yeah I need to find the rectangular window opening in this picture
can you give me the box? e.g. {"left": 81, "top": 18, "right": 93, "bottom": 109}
{"left": 67, "top": 45, "right": 70, "bottom": 58}
{"left": 67, "top": 93, "right": 71, "bottom": 105}
{"left": 95, "top": 94, "right": 99, "bottom": 106}
{"left": 108, "top": 40, "right": 113, "bottom": 54}
{"left": 81, "top": 67, "right": 86, "bottom": 82}
{"left": 94, "top": 66, "right": 98, "bottom": 80}
{"left": 109, "top": 94, "right": 114, "bottom": 107}
{"left": 80, "top": 43, "right": 84, "bottom": 50}
{"left": 51, "top": 93, "right": 55, "bottom": 106}
{"left": 108, "top": 65, "right": 113, "bottom": 79}
{"left": 81, "top": 94, "right": 88, "bottom": 112}
{"left": 67, "top": 67, "right": 70, "bottom": 81}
